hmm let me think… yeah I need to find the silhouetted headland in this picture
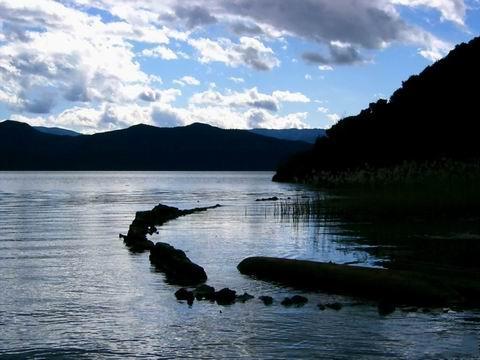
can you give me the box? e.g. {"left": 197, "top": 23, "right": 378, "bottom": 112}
{"left": 274, "top": 36, "right": 480, "bottom": 186}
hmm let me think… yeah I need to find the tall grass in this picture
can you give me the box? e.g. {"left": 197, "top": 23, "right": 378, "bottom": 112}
{"left": 273, "top": 174, "right": 480, "bottom": 270}
{"left": 304, "top": 158, "right": 480, "bottom": 188}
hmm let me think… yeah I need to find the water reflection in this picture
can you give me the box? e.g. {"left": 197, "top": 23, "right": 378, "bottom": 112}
{"left": 269, "top": 188, "right": 480, "bottom": 271}
{"left": 0, "top": 172, "right": 479, "bottom": 359}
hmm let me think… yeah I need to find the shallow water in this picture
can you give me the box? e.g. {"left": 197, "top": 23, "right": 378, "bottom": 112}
{"left": 0, "top": 172, "right": 479, "bottom": 359}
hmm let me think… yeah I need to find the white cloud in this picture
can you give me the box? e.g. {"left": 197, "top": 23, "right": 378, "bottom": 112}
{"left": 244, "top": 109, "right": 308, "bottom": 129}
{"left": 188, "top": 36, "right": 280, "bottom": 70}
{"left": 14, "top": 85, "right": 310, "bottom": 131}
{"left": 12, "top": 107, "right": 103, "bottom": 133}
{"left": 390, "top": 0, "right": 466, "bottom": 26}
{"left": 173, "top": 76, "right": 201, "bottom": 86}
{"left": 229, "top": 76, "right": 245, "bottom": 83}
{"left": 190, "top": 87, "right": 310, "bottom": 111}
{"left": 0, "top": 0, "right": 175, "bottom": 115}
{"left": 326, "top": 113, "right": 341, "bottom": 123}
{"left": 0, "top": 0, "right": 468, "bottom": 133}
{"left": 318, "top": 65, "right": 334, "bottom": 71}
{"left": 66, "top": 0, "right": 458, "bottom": 65}
{"left": 317, "top": 107, "right": 340, "bottom": 123}
{"left": 272, "top": 91, "right": 310, "bottom": 103}
{"left": 142, "top": 46, "right": 178, "bottom": 60}
{"left": 402, "top": 28, "right": 453, "bottom": 61}
{"left": 177, "top": 51, "right": 191, "bottom": 59}
{"left": 190, "top": 87, "right": 279, "bottom": 111}
{"left": 139, "top": 88, "right": 161, "bottom": 102}
{"left": 305, "top": 74, "right": 312, "bottom": 80}
{"left": 139, "top": 88, "right": 181, "bottom": 103}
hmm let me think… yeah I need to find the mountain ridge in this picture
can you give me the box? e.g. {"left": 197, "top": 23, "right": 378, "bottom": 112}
{"left": 34, "top": 126, "right": 80, "bottom": 137}
{"left": 30, "top": 122, "right": 325, "bottom": 144}
{"left": 0, "top": 120, "right": 311, "bottom": 171}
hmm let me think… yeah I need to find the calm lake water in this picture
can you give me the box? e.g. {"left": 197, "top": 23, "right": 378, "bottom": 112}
{"left": 0, "top": 172, "right": 479, "bottom": 359}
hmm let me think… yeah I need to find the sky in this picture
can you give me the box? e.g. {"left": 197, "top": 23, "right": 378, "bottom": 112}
{"left": 0, "top": 0, "right": 479, "bottom": 133}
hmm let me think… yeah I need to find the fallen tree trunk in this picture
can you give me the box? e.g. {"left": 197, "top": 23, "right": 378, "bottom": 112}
{"left": 238, "top": 257, "right": 471, "bottom": 306}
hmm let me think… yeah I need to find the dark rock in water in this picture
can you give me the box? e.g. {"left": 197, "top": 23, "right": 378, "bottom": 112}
{"left": 236, "top": 292, "right": 254, "bottom": 303}
{"left": 150, "top": 242, "right": 207, "bottom": 286}
{"left": 120, "top": 203, "right": 221, "bottom": 252}
{"left": 291, "top": 295, "right": 308, "bottom": 305}
{"left": 281, "top": 295, "right": 308, "bottom": 307}
{"left": 119, "top": 233, "right": 154, "bottom": 252}
{"left": 255, "top": 196, "right": 279, "bottom": 202}
{"left": 175, "top": 288, "right": 194, "bottom": 305}
{"left": 281, "top": 297, "right": 293, "bottom": 306}
{"left": 325, "top": 302, "right": 343, "bottom": 311}
{"left": 215, "top": 288, "right": 237, "bottom": 305}
{"left": 317, "top": 304, "right": 326, "bottom": 311}
{"left": 259, "top": 296, "right": 274, "bottom": 305}
{"left": 194, "top": 284, "right": 216, "bottom": 301}
{"left": 378, "top": 300, "right": 396, "bottom": 316}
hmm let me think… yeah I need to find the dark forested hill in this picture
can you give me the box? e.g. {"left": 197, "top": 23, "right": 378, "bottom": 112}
{"left": 274, "top": 36, "right": 480, "bottom": 183}
{"left": 249, "top": 128, "right": 325, "bottom": 144}
{"left": 0, "top": 121, "right": 310, "bottom": 170}
{"left": 33, "top": 125, "right": 325, "bottom": 143}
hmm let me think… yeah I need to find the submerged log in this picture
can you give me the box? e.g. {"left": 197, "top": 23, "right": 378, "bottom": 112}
{"left": 150, "top": 242, "right": 207, "bottom": 286}
{"left": 120, "top": 203, "right": 221, "bottom": 251}
{"left": 237, "top": 257, "right": 467, "bottom": 306}
{"left": 255, "top": 196, "right": 279, "bottom": 202}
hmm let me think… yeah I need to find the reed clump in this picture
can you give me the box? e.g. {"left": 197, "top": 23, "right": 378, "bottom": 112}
{"left": 304, "top": 158, "right": 480, "bottom": 189}
{"left": 273, "top": 171, "right": 480, "bottom": 270}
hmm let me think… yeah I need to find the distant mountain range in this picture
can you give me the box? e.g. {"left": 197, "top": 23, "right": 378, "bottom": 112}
{"left": 34, "top": 126, "right": 80, "bottom": 137}
{"left": 274, "top": 36, "right": 480, "bottom": 183}
{"left": 0, "top": 120, "right": 311, "bottom": 171}
{"left": 33, "top": 125, "right": 325, "bottom": 144}
{"left": 249, "top": 128, "right": 325, "bottom": 143}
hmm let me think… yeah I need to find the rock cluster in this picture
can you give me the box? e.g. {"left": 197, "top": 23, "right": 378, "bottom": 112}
{"left": 120, "top": 203, "right": 221, "bottom": 286}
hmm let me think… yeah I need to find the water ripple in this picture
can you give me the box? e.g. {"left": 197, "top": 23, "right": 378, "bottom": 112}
{"left": 0, "top": 172, "right": 478, "bottom": 359}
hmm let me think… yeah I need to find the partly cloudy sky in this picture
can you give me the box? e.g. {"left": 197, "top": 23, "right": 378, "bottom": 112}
{"left": 0, "top": 0, "right": 479, "bottom": 133}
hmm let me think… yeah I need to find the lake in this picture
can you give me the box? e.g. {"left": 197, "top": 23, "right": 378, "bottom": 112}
{"left": 0, "top": 172, "right": 479, "bottom": 359}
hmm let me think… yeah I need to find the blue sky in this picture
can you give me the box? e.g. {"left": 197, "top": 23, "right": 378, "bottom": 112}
{"left": 0, "top": 0, "right": 479, "bottom": 132}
